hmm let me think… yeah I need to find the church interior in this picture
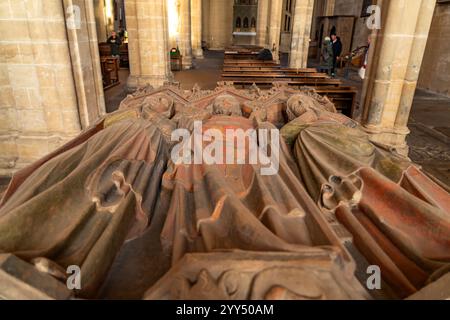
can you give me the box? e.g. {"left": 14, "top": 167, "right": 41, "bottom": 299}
{"left": 0, "top": 0, "right": 450, "bottom": 300}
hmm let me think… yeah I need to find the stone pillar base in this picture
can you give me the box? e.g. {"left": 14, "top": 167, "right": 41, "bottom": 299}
{"left": 363, "top": 124, "right": 410, "bottom": 157}
{"left": 193, "top": 49, "right": 204, "bottom": 59}
{"left": 182, "top": 56, "right": 193, "bottom": 70}
{"left": 0, "top": 254, "right": 73, "bottom": 300}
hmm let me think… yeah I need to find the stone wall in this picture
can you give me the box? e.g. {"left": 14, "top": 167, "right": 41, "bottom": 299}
{"left": 309, "top": 0, "right": 371, "bottom": 59}
{"left": 0, "top": 0, "right": 105, "bottom": 176}
{"left": 332, "top": 0, "right": 371, "bottom": 50}
{"left": 280, "top": 32, "right": 292, "bottom": 52}
{"left": 202, "top": 0, "right": 210, "bottom": 46}
{"left": 94, "top": 0, "right": 108, "bottom": 42}
{"left": 418, "top": 3, "right": 450, "bottom": 97}
{"left": 0, "top": 0, "right": 80, "bottom": 175}
{"left": 126, "top": 0, "right": 173, "bottom": 89}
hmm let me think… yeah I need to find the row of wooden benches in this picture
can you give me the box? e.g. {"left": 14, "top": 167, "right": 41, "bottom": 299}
{"left": 224, "top": 49, "right": 260, "bottom": 60}
{"left": 221, "top": 58, "right": 357, "bottom": 117}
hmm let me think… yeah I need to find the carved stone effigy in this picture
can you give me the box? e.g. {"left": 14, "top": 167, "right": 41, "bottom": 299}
{"left": 280, "top": 93, "right": 450, "bottom": 298}
{"left": 0, "top": 83, "right": 449, "bottom": 300}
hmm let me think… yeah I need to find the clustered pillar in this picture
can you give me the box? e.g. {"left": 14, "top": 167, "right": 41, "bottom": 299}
{"left": 361, "top": 0, "right": 437, "bottom": 155}
{"left": 126, "top": 0, "right": 173, "bottom": 90}
{"left": 256, "top": 0, "right": 270, "bottom": 47}
{"left": 266, "top": 0, "right": 283, "bottom": 63}
{"left": 191, "top": 0, "right": 204, "bottom": 59}
{"left": 179, "top": 0, "right": 193, "bottom": 69}
{"left": 0, "top": 0, "right": 106, "bottom": 176}
{"left": 289, "top": 0, "right": 315, "bottom": 69}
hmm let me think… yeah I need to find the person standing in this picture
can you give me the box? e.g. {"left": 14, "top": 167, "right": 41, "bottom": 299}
{"left": 359, "top": 36, "right": 371, "bottom": 79}
{"left": 107, "top": 31, "right": 122, "bottom": 58}
{"left": 322, "top": 37, "right": 333, "bottom": 76}
{"left": 331, "top": 33, "right": 342, "bottom": 77}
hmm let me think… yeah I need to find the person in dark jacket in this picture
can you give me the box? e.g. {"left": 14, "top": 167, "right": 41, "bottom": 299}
{"left": 331, "top": 34, "right": 342, "bottom": 77}
{"left": 107, "top": 31, "right": 122, "bottom": 58}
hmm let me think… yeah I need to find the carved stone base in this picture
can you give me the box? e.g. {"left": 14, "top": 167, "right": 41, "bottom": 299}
{"left": 0, "top": 254, "right": 72, "bottom": 300}
{"left": 143, "top": 251, "right": 370, "bottom": 300}
{"left": 363, "top": 124, "right": 410, "bottom": 157}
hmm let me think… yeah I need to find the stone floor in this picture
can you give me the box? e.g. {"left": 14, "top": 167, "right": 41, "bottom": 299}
{"left": 104, "top": 69, "right": 130, "bottom": 113}
{"left": 173, "top": 50, "right": 224, "bottom": 90}
{"left": 407, "top": 92, "right": 450, "bottom": 190}
{"left": 0, "top": 50, "right": 449, "bottom": 195}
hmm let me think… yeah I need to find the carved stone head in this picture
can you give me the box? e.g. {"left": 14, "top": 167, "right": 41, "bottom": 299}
{"left": 142, "top": 94, "right": 175, "bottom": 119}
{"left": 286, "top": 94, "right": 310, "bottom": 121}
{"left": 211, "top": 94, "right": 242, "bottom": 117}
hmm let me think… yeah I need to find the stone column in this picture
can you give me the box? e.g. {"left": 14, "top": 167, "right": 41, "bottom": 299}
{"left": 94, "top": 0, "right": 108, "bottom": 42}
{"left": 179, "top": 0, "right": 193, "bottom": 69}
{"left": 266, "top": 0, "right": 283, "bottom": 62}
{"left": 64, "top": 0, "right": 106, "bottom": 128}
{"left": 126, "top": 0, "right": 173, "bottom": 90}
{"left": 0, "top": 0, "right": 82, "bottom": 175}
{"left": 394, "top": 0, "right": 437, "bottom": 130}
{"left": 289, "top": 0, "right": 315, "bottom": 69}
{"left": 361, "top": 0, "right": 436, "bottom": 155}
{"left": 191, "top": 0, "right": 204, "bottom": 59}
{"left": 256, "top": 0, "right": 270, "bottom": 47}
{"left": 201, "top": 0, "right": 210, "bottom": 47}
{"left": 324, "top": 0, "right": 335, "bottom": 16}
{"left": 208, "top": 0, "right": 233, "bottom": 50}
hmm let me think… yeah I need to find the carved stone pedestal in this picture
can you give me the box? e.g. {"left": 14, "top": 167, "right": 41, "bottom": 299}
{"left": 143, "top": 251, "right": 370, "bottom": 300}
{"left": 0, "top": 254, "right": 72, "bottom": 300}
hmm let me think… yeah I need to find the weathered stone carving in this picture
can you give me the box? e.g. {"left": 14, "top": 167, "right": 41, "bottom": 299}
{"left": 144, "top": 252, "right": 369, "bottom": 300}
{"left": 0, "top": 85, "right": 448, "bottom": 300}
{"left": 281, "top": 93, "right": 450, "bottom": 298}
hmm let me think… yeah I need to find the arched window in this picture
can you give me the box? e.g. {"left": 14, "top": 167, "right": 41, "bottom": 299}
{"left": 251, "top": 17, "right": 256, "bottom": 28}
{"left": 243, "top": 17, "right": 249, "bottom": 28}
{"left": 236, "top": 17, "right": 241, "bottom": 28}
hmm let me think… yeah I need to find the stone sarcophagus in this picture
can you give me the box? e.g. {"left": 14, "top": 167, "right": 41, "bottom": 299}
{"left": 0, "top": 83, "right": 449, "bottom": 300}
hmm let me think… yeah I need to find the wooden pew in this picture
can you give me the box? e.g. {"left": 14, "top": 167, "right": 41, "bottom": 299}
{"left": 224, "top": 51, "right": 260, "bottom": 60}
{"left": 224, "top": 59, "right": 278, "bottom": 66}
{"left": 227, "top": 80, "right": 356, "bottom": 116}
{"left": 223, "top": 66, "right": 318, "bottom": 73}
{"left": 221, "top": 74, "right": 332, "bottom": 83}
{"left": 313, "top": 86, "right": 357, "bottom": 117}
{"left": 222, "top": 70, "right": 325, "bottom": 77}
{"left": 221, "top": 57, "right": 357, "bottom": 117}
{"left": 100, "top": 57, "right": 120, "bottom": 90}
{"left": 226, "top": 79, "right": 342, "bottom": 88}
{"left": 225, "top": 46, "right": 263, "bottom": 51}
{"left": 99, "top": 42, "right": 111, "bottom": 57}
